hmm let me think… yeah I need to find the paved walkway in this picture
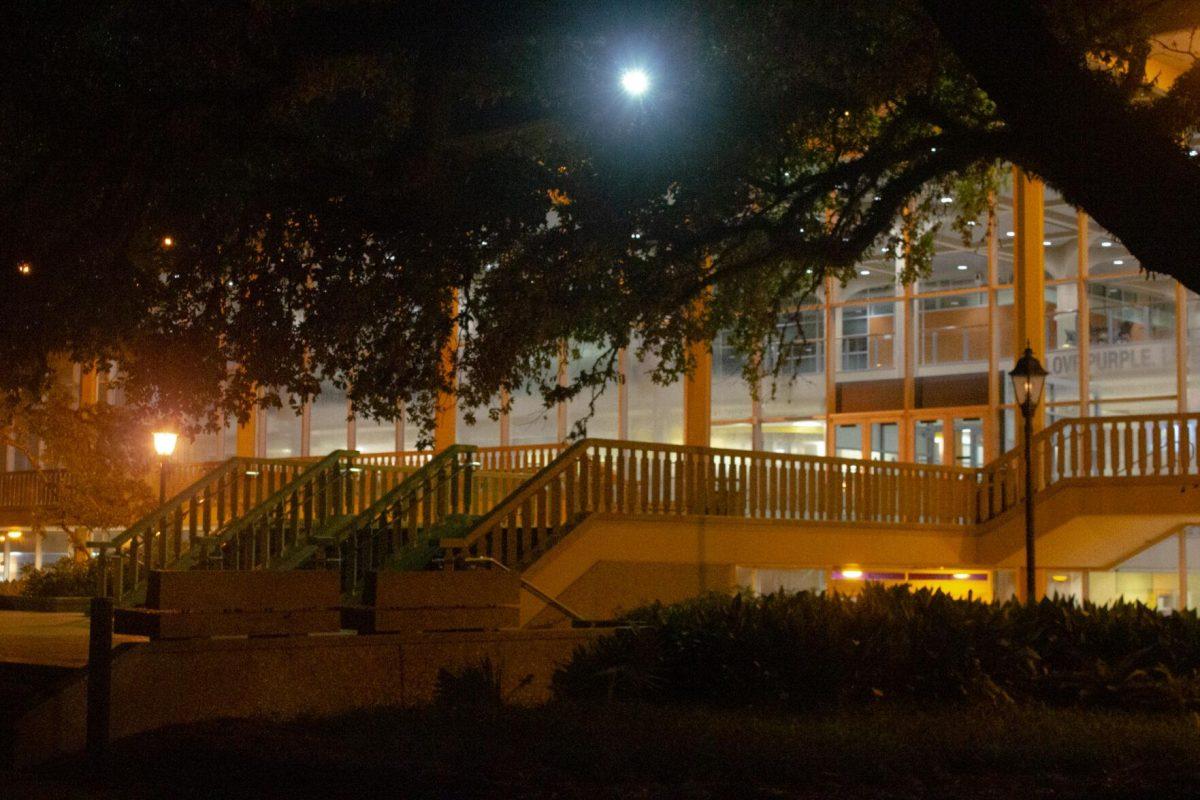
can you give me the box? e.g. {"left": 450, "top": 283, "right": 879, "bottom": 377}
{"left": 0, "top": 611, "right": 144, "bottom": 668}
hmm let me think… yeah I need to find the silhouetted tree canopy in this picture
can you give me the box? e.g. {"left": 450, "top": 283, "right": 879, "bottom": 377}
{"left": 3, "top": 0, "right": 1200, "bottom": 440}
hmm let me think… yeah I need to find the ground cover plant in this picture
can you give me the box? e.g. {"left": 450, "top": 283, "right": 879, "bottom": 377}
{"left": 554, "top": 584, "right": 1200, "bottom": 711}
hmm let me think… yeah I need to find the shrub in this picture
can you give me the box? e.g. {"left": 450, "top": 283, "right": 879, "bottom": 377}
{"left": 20, "top": 556, "right": 99, "bottom": 598}
{"left": 553, "top": 585, "right": 1200, "bottom": 712}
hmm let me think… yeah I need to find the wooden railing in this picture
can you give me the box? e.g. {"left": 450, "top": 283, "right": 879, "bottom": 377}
{"left": 975, "top": 412, "right": 1200, "bottom": 523}
{"left": 442, "top": 439, "right": 978, "bottom": 570}
{"left": 187, "top": 451, "right": 418, "bottom": 575}
{"left": 95, "top": 457, "right": 321, "bottom": 601}
{"left": 330, "top": 446, "right": 479, "bottom": 591}
{"left": 0, "top": 469, "right": 65, "bottom": 513}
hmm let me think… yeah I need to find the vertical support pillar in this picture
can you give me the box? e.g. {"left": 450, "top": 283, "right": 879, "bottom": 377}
{"left": 394, "top": 403, "right": 406, "bottom": 452}
{"left": 1013, "top": 167, "right": 1046, "bottom": 433}
{"left": 1077, "top": 210, "right": 1091, "bottom": 417}
{"left": 986, "top": 197, "right": 1000, "bottom": 459}
{"left": 616, "top": 348, "right": 629, "bottom": 440}
{"left": 300, "top": 402, "right": 312, "bottom": 457}
{"left": 433, "top": 291, "right": 459, "bottom": 453}
{"left": 346, "top": 400, "right": 357, "bottom": 451}
{"left": 1177, "top": 282, "right": 1188, "bottom": 414}
{"left": 823, "top": 275, "right": 837, "bottom": 455}
{"left": 235, "top": 409, "right": 259, "bottom": 457}
{"left": 498, "top": 389, "right": 511, "bottom": 447}
{"left": 556, "top": 342, "right": 569, "bottom": 442}
{"left": 683, "top": 337, "right": 712, "bottom": 447}
{"left": 79, "top": 367, "right": 100, "bottom": 407}
{"left": 34, "top": 530, "right": 42, "bottom": 570}
{"left": 2, "top": 536, "right": 10, "bottom": 582}
{"left": 1179, "top": 528, "right": 1189, "bottom": 611}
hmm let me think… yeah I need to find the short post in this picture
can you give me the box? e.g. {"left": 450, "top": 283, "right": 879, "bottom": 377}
{"left": 86, "top": 595, "right": 114, "bottom": 760}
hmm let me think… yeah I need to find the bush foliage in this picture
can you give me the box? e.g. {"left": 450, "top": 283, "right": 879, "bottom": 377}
{"left": 553, "top": 585, "right": 1200, "bottom": 712}
{"left": 20, "top": 556, "right": 98, "bottom": 598}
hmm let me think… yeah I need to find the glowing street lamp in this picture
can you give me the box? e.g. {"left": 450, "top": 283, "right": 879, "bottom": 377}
{"left": 152, "top": 431, "right": 178, "bottom": 506}
{"left": 1009, "top": 346, "right": 1048, "bottom": 602}
{"left": 620, "top": 68, "right": 650, "bottom": 97}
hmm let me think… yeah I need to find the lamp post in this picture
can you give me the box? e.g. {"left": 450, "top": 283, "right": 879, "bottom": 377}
{"left": 1009, "top": 346, "right": 1048, "bottom": 603}
{"left": 152, "top": 431, "right": 178, "bottom": 506}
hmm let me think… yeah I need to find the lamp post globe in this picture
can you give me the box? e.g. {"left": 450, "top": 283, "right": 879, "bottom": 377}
{"left": 1008, "top": 346, "right": 1048, "bottom": 602}
{"left": 152, "top": 431, "right": 178, "bottom": 506}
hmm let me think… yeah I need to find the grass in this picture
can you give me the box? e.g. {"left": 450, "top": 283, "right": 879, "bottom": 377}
{"left": 13, "top": 703, "right": 1200, "bottom": 799}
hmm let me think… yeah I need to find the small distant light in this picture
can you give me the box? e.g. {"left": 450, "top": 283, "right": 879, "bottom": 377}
{"left": 161, "top": 236, "right": 174, "bottom": 248}
{"left": 1190, "top": 149, "right": 1198, "bottom": 157}
{"left": 956, "top": 264, "right": 969, "bottom": 271}
{"left": 805, "top": 268, "right": 813, "bottom": 274}
{"left": 1113, "top": 259, "right": 1124, "bottom": 265}
{"left": 1042, "top": 240, "right": 1052, "bottom": 246}
{"left": 939, "top": 196, "right": 953, "bottom": 204}
{"left": 16, "top": 261, "right": 31, "bottom": 275}
{"left": 873, "top": 195, "right": 881, "bottom": 201}
{"left": 6, "top": 530, "right": 21, "bottom": 540}
{"left": 1051, "top": 574, "right": 1069, "bottom": 583}
{"left": 620, "top": 68, "right": 650, "bottom": 97}
{"left": 1100, "top": 241, "right": 1113, "bottom": 248}
{"left": 1005, "top": 231, "right": 1015, "bottom": 237}
{"left": 930, "top": 146, "right": 937, "bottom": 153}
{"left": 244, "top": 470, "right": 260, "bottom": 477}
{"left": 966, "top": 220, "right": 977, "bottom": 227}
{"left": 859, "top": 269, "right": 871, "bottom": 276}
{"left": 840, "top": 569, "right": 864, "bottom": 580}
{"left": 952, "top": 572, "right": 971, "bottom": 580}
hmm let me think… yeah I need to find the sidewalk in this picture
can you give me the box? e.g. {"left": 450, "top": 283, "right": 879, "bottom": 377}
{"left": 0, "top": 611, "right": 143, "bottom": 668}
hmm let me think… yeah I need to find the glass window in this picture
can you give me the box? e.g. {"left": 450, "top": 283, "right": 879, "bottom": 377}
{"left": 355, "top": 417, "right": 400, "bottom": 453}
{"left": 564, "top": 344, "right": 619, "bottom": 439}
{"left": 263, "top": 401, "right": 302, "bottom": 458}
{"left": 626, "top": 339, "right": 683, "bottom": 444}
{"left": 952, "top": 417, "right": 984, "bottom": 467}
{"left": 835, "top": 424, "right": 863, "bottom": 459}
{"left": 837, "top": 302, "right": 896, "bottom": 373}
{"left": 1045, "top": 283, "right": 1081, "bottom": 403}
{"left": 761, "top": 420, "right": 826, "bottom": 456}
{"left": 761, "top": 309, "right": 825, "bottom": 419}
{"left": 914, "top": 419, "right": 944, "bottom": 465}
{"left": 713, "top": 331, "right": 752, "bottom": 422}
{"left": 310, "top": 383, "right": 350, "bottom": 455}
{"left": 869, "top": 422, "right": 899, "bottom": 462}
{"left": 711, "top": 423, "right": 752, "bottom": 451}
{"left": 917, "top": 291, "right": 988, "bottom": 371}
{"left": 1085, "top": 275, "right": 1177, "bottom": 403}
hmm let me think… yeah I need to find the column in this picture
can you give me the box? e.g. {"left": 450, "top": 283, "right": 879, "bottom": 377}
{"left": 683, "top": 337, "right": 712, "bottom": 447}
{"left": 616, "top": 348, "right": 629, "bottom": 440}
{"left": 1013, "top": 167, "right": 1046, "bottom": 432}
{"left": 79, "top": 367, "right": 100, "bottom": 406}
{"left": 1077, "top": 211, "right": 1091, "bottom": 417}
{"left": 235, "top": 410, "right": 259, "bottom": 457}
{"left": 34, "top": 530, "right": 42, "bottom": 570}
{"left": 433, "top": 292, "right": 459, "bottom": 453}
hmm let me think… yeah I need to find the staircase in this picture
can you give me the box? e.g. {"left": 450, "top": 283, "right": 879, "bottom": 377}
{"left": 96, "top": 452, "right": 417, "bottom": 603}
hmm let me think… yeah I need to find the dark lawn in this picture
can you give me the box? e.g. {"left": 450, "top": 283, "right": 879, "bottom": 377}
{"left": 9, "top": 703, "right": 1200, "bottom": 799}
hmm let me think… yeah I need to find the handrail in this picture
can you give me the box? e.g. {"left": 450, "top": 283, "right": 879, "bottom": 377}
{"left": 974, "top": 412, "right": 1200, "bottom": 523}
{"left": 96, "top": 456, "right": 318, "bottom": 601}
{"left": 319, "top": 445, "right": 479, "bottom": 591}
{"left": 443, "top": 438, "right": 979, "bottom": 570}
{"left": 461, "top": 556, "right": 610, "bottom": 627}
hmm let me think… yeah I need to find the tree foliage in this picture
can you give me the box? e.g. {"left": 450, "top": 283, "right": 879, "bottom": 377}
{"left": 2, "top": 384, "right": 157, "bottom": 558}
{"left": 2, "top": 1, "right": 1200, "bottom": 441}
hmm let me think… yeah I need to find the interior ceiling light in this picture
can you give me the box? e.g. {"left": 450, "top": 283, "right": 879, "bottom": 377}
{"left": 860, "top": 269, "right": 871, "bottom": 276}
{"left": 1042, "top": 240, "right": 1052, "bottom": 246}
{"left": 1113, "top": 259, "right": 1124, "bottom": 265}
{"left": 1005, "top": 231, "right": 1015, "bottom": 237}
{"left": 956, "top": 264, "right": 968, "bottom": 271}
{"left": 1101, "top": 241, "right": 1113, "bottom": 247}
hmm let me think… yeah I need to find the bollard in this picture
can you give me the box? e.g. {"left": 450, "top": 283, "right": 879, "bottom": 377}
{"left": 86, "top": 595, "right": 114, "bottom": 761}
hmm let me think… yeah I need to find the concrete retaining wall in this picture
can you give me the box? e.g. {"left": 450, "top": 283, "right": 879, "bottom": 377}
{"left": 10, "top": 627, "right": 604, "bottom": 768}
